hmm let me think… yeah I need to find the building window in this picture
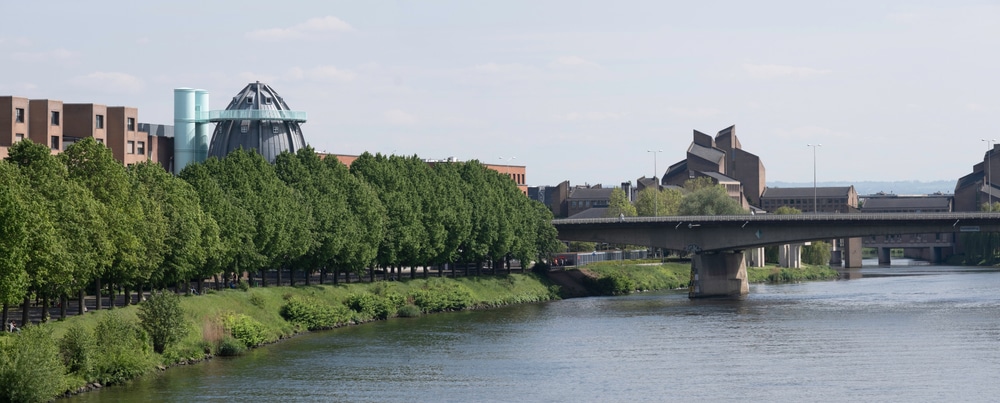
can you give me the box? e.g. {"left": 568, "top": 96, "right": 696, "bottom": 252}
{"left": 272, "top": 125, "right": 280, "bottom": 134}
{"left": 15, "top": 108, "right": 24, "bottom": 123}
{"left": 246, "top": 97, "right": 253, "bottom": 104}
{"left": 264, "top": 97, "right": 273, "bottom": 105}
{"left": 127, "top": 140, "right": 135, "bottom": 154}
{"left": 137, "top": 141, "right": 145, "bottom": 155}
{"left": 15, "top": 133, "right": 24, "bottom": 142}
{"left": 51, "top": 111, "right": 60, "bottom": 126}
{"left": 96, "top": 114, "right": 104, "bottom": 129}
{"left": 96, "top": 138, "right": 104, "bottom": 144}
{"left": 50, "top": 136, "right": 60, "bottom": 150}
{"left": 127, "top": 117, "right": 135, "bottom": 131}
{"left": 241, "top": 120, "right": 249, "bottom": 133}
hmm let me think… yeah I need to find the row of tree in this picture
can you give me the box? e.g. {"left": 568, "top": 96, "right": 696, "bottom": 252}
{"left": 604, "top": 177, "right": 746, "bottom": 218}
{"left": 0, "top": 138, "right": 562, "bottom": 325}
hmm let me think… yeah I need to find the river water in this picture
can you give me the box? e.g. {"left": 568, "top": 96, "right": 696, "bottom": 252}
{"left": 70, "top": 261, "right": 1000, "bottom": 402}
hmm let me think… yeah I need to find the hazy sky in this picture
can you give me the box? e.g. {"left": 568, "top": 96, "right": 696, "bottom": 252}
{"left": 3, "top": 1, "right": 997, "bottom": 188}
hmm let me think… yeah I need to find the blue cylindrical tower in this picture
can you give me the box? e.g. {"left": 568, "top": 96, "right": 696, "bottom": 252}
{"left": 173, "top": 88, "right": 197, "bottom": 174}
{"left": 194, "top": 89, "right": 210, "bottom": 163}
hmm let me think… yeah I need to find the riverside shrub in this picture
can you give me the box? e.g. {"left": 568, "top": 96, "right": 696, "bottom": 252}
{"left": 410, "top": 282, "right": 474, "bottom": 312}
{"left": 0, "top": 326, "right": 66, "bottom": 403}
{"left": 93, "top": 312, "right": 152, "bottom": 385}
{"left": 280, "top": 297, "right": 353, "bottom": 330}
{"left": 222, "top": 313, "right": 268, "bottom": 348}
{"left": 59, "top": 324, "right": 96, "bottom": 378}
{"left": 345, "top": 293, "right": 399, "bottom": 320}
{"left": 137, "top": 290, "right": 187, "bottom": 354}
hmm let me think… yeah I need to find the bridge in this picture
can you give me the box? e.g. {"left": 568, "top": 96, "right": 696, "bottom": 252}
{"left": 552, "top": 212, "right": 1000, "bottom": 298}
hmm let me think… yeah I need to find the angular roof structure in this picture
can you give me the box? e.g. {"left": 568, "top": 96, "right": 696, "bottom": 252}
{"left": 207, "top": 81, "right": 307, "bottom": 163}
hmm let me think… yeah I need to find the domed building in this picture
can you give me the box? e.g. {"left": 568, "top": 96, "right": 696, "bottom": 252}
{"left": 206, "top": 81, "right": 307, "bottom": 163}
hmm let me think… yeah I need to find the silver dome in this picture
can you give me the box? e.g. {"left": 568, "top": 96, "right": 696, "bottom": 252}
{"left": 207, "top": 82, "right": 307, "bottom": 163}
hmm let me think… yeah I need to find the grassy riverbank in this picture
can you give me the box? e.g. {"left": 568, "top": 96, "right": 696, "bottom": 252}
{"left": 576, "top": 260, "right": 840, "bottom": 295}
{"left": 0, "top": 274, "right": 557, "bottom": 402}
{"left": 747, "top": 265, "right": 840, "bottom": 283}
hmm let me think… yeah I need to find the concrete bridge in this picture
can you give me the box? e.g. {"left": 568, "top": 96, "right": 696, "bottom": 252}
{"left": 552, "top": 212, "right": 1000, "bottom": 298}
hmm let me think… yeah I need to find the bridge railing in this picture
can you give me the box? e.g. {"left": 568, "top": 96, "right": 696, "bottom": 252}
{"left": 553, "top": 212, "right": 1000, "bottom": 225}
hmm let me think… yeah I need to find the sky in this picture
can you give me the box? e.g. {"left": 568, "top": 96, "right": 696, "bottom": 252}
{"left": 3, "top": 1, "right": 998, "bottom": 188}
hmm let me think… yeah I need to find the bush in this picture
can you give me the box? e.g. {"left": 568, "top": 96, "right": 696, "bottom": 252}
{"left": 216, "top": 336, "right": 247, "bottom": 357}
{"left": 280, "top": 297, "right": 352, "bottom": 330}
{"left": 410, "top": 282, "right": 474, "bottom": 313}
{"left": 396, "top": 304, "right": 422, "bottom": 318}
{"left": 93, "top": 312, "right": 152, "bottom": 385}
{"left": 222, "top": 313, "right": 268, "bottom": 348}
{"left": 137, "top": 290, "right": 187, "bottom": 354}
{"left": 248, "top": 292, "right": 266, "bottom": 309}
{"left": 345, "top": 293, "right": 399, "bottom": 320}
{"left": 0, "top": 325, "right": 66, "bottom": 403}
{"left": 593, "top": 272, "right": 635, "bottom": 295}
{"left": 59, "top": 324, "right": 96, "bottom": 378}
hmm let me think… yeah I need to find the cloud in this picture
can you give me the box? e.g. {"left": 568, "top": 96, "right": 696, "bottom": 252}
{"left": 554, "top": 111, "right": 624, "bottom": 121}
{"left": 288, "top": 65, "right": 356, "bottom": 82}
{"left": 549, "top": 55, "right": 600, "bottom": 69}
{"left": 474, "top": 62, "right": 534, "bottom": 74}
{"left": 384, "top": 109, "right": 418, "bottom": 125}
{"left": 10, "top": 48, "right": 76, "bottom": 63}
{"left": 742, "top": 63, "right": 832, "bottom": 79}
{"left": 70, "top": 72, "right": 144, "bottom": 94}
{"left": 666, "top": 107, "right": 721, "bottom": 119}
{"left": 246, "top": 16, "right": 354, "bottom": 41}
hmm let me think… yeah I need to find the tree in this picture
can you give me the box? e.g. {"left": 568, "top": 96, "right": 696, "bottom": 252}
{"left": 802, "top": 241, "right": 831, "bottom": 265}
{"left": 635, "top": 187, "right": 682, "bottom": 216}
{"left": 773, "top": 206, "right": 802, "bottom": 215}
{"left": 137, "top": 290, "right": 187, "bottom": 354}
{"left": 0, "top": 162, "right": 31, "bottom": 324}
{"left": 605, "top": 187, "right": 637, "bottom": 218}
{"left": 678, "top": 185, "right": 745, "bottom": 215}
{"left": 131, "top": 162, "right": 216, "bottom": 290}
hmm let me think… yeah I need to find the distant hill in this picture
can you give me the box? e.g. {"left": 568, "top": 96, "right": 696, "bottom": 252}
{"left": 767, "top": 180, "right": 955, "bottom": 196}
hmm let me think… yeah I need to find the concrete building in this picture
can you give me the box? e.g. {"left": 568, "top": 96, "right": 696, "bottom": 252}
{"left": 760, "top": 186, "right": 859, "bottom": 213}
{"left": 859, "top": 192, "right": 956, "bottom": 264}
{"left": 661, "top": 125, "right": 765, "bottom": 207}
{"left": 1, "top": 95, "right": 172, "bottom": 170}
{"left": 954, "top": 142, "right": 1000, "bottom": 212}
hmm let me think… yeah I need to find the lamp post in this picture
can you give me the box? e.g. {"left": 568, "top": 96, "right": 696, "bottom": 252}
{"left": 807, "top": 144, "right": 822, "bottom": 213}
{"left": 983, "top": 139, "right": 996, "bottom": 210}
{"left": 647, "top": 149, "right": 662, "bottom": 216}
{"left": 499, "top": 156, "right": 516, "bottom": 182}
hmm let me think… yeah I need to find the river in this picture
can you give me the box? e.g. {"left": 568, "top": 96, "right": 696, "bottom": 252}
{"left": 69, "top": 261, "right": 1000, "bottom": 402}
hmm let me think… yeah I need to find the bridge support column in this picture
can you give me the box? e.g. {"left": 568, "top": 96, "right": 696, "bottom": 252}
{"left": 779, "top": 243, "right": 803, "bottom": 268}
{"left": 688, "top": 251, "right": 748, "bottom": 299}
{"left": 829, "top": 239, "right": 842, "bottom": 266}
{"left": 877, "top": 247, "right": 891, "bottom": 265}
{"left": 843, "top": 237, "right": 863, "bottom": 268}
{"left": 744, "top": 247, "right": 765, "bottom": 267}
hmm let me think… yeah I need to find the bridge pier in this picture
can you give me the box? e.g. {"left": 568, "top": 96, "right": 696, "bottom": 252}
{"left": 843, "top": 237, "right": 863, "bottom": 268}
{"left": 688, "top": 251, "right": 748, "bottom": 298}
{"left": 877, "top": 247, "right": 892, "bottom": 265}
{"left": 779, "top": 243, "right": 804, "bottom": 268}
{"left": 744, "top": 247, "right": 765, "bottom": 267}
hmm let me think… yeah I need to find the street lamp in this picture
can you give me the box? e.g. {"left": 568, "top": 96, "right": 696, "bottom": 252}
{"left": 499, "top": 156, "right": 516, "bottom": 182}
{"left": 807, "top": 144, "right": 822, "bottom": 213}
{"left": 647, "top": 149, "right": 662, "bottom": 216}
{"left": 983, "top": 139, "right": 996, "bottom": 210}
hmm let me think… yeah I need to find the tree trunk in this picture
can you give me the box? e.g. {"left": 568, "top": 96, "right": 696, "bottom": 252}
{"left": 95, "top": 278, "right": 103, "bottom": 310}
{"left": 108, "top": 283, "right": 116, "bottom": 308}
{"left": 22, "top": 296, "right": 30, "bottom": 327}
{"left": 319, "top": 268, "right": 325, "bottom": 285}
{"left": 59, "top": 295, "right": 67, "bottom": 320}
{"left": 213, "top": 274, "right": 220, "bottom": 291}
{"left": 78, "top": 289, "right": 86, "bottom": 315}
{"left": 369, "top": 267, "right": 374, "bottom": 283}
{"left": 1, "top": 303, "right": 7, "bottom": 330}
{"left": 276, "top": 267, "right": 283, "bottom": 287}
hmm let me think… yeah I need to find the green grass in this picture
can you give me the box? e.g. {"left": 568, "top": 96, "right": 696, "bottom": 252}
{"left": 747, "top": 265, "right": 840, "bottom": 283}
{"left": 584, "top": 260, "right": 692, "bottom": 291}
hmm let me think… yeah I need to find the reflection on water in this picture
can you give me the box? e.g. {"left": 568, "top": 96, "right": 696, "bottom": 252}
{"left": 72, "top": 264, "right": 1000, "bottom": 403}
